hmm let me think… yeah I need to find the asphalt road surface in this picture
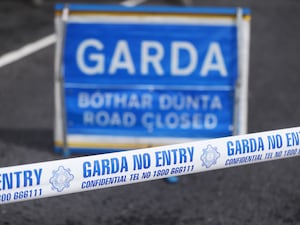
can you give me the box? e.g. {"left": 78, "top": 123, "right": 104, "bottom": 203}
{"left": 0, "top": 0, "right": 300, "bottom": 224}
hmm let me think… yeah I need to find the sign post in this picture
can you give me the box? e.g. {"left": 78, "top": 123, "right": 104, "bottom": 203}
{"left": 54, "top": 4, "right": 251, "bottom": 155}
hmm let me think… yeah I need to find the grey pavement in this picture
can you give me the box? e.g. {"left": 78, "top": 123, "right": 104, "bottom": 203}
{"left": 0, "top": 0, "right": 299, "bottom": 225}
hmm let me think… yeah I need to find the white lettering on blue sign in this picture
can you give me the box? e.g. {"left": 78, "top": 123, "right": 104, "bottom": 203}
{"left": 141, "top": 112, "right": 218, "bottom": 132}
{"left": 76, "top": 39, "right": 228, "bottom": 77}
{"left": 74, "top": 91, "right": 225, "bottom": 132}
{"left": 78, "top": 92, "right": 153, "bottom": 110}
{"left": 63, "top": 22, "right": 237, "bottom": 139}
{"left": 78, "top": 92, "right": 223, "bottom": 111}
{"left": 65, "top": 88, "right": 232, "bottom": 137}
{"left": 158, "top": 94, "right": 222, "bottom": 111}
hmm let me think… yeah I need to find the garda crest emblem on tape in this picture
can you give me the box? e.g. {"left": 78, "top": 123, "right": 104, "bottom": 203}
{"left": 49, "top": 166, "right": 74, "bottom": 192}
{"left": 200, "top": 145, "right": 220, "bottom": 168}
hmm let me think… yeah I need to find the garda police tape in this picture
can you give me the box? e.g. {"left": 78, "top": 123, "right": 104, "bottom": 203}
{"left": 1, "top": 126, "right": 300, "bottom": 204}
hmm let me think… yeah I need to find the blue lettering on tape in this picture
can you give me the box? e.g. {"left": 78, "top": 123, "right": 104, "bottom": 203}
{"left": 0, "top": 169, "right": 42, "bottom": 191}
{"left": 285, "top": 131, "right": 300, "bottom": 147}
{"left": 81, "top": 176, "right": 127, "bottom": 189}
{"left": 83, "top": 156, "right": 129, "bottom": 178}
{"left": 227, "top": 137, "right": 265, "bottom": 156}
{"left": 155, "top": 147, "right": 194, "bottom": 167}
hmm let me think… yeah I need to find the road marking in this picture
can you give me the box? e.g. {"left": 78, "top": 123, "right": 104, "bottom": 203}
{"left": 121, "top": 0, "right": 147, "bottom": 6}
{"left": 0, "top": 0, "right": 146, "bottom": 68}
{"left": 0, "top": 34, "right": 56, "bottom": 68}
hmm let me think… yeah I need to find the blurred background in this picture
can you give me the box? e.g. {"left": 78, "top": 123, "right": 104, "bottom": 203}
{"left": 0, "top": 0, "right": 299, "bottom": 224}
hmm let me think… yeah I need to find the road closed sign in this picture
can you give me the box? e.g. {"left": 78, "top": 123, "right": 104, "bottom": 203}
{"left": 54, "top": 4, "right": 251, "bottom": 154}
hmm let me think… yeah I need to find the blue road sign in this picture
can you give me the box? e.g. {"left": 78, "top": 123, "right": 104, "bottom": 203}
{"left": 55, "top": 5, "right": 251, "bottom": 152}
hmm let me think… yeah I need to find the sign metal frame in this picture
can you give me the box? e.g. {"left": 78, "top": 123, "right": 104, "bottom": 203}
{"left": 54, "top": 4, "right": 251, "bottom": 155}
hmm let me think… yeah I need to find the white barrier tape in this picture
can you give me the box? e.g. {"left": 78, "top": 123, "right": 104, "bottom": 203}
{"left": 1, "top": 127, "right": 300, "bottom": 204}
